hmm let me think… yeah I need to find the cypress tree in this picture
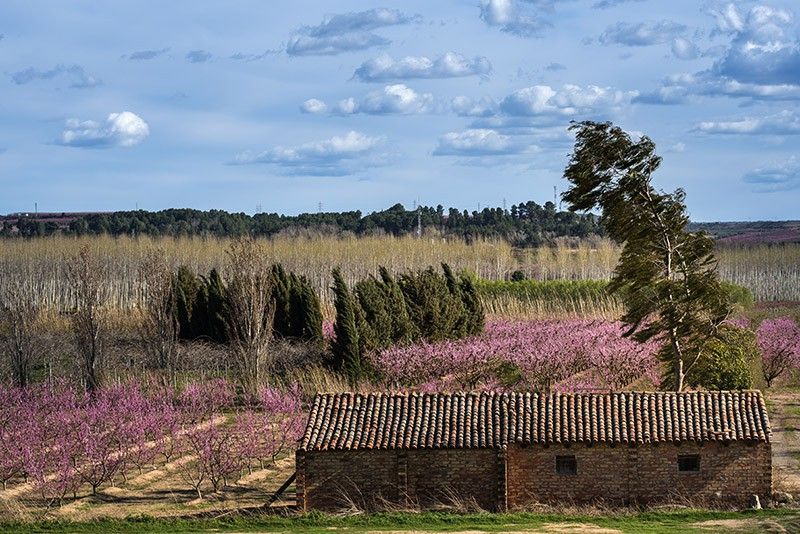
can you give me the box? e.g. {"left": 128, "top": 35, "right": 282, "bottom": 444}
{"left": 174, "top": 265, "right": 201, "bottom": 339}
{"left": 378, "top": 267, "right": 417, "bottom": 344}
{"left": 297, "top": 279, "right": 324, "bottom": 344}
{"left": 331, "top": 268, "right": 363, "bottom": 381}
{"left": 203, "top": 268, "right": 228, "bottom": 343}
{"left": 459, "top": 273, "right": 485, "bottom": 336}
{"left": 271, "top": 264, "right": 293, "bottom": 339}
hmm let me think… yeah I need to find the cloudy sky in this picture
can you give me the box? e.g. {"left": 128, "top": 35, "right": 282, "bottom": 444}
{"left": 1, "top": 1, "right": 798, "bottom": 221}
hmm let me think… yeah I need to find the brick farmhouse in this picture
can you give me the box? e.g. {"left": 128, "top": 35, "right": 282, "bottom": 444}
{"left": 295, "top": 391, "right": 772, "bottom": 511}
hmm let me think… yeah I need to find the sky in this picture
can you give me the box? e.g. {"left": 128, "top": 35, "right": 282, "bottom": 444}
{"left": 0, "top": 1, "right": 798, "bottom": 221}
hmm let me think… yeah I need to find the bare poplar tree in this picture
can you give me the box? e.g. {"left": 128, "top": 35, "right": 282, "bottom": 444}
{"left": 0, "top": 275, "right": 39, "bottom": 388}
{"left": 137, "top": 248, "right": 180, "bottom": 384}
{"left": 224, "top": 237, "right": 275, "bottom": 394}
{"left": 67, "top": 245, "right": 106, "bottom": 392}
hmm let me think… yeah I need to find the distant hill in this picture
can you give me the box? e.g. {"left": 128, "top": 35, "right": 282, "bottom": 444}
{"left": 689, "top": 221, "right": 800, "bottom": 245}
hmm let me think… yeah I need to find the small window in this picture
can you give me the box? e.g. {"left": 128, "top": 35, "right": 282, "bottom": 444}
{"left": 678, "top": 454, "right": 700, "bottom": 472}
{"left": 556, "top": 455, "right": 577, "bottom": 475}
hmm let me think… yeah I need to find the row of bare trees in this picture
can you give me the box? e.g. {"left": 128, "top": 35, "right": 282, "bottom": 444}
{"left": 1, "top": 237, "right": 275, "bottom": 393}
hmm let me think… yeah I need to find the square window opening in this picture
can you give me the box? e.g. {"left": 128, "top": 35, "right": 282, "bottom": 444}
{"left": 556, "top": 455, "right": 577, "bottom": 475}
{"left": 678, "top": 454, "right": 700, "bottom": 472}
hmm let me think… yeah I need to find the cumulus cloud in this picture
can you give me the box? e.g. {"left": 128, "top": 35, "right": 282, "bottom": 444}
{"left": 126, "top": 48, "right": 169, "bottom": 61}
{"left": 186, "top": 50, "right": 212, "bottom": 63}
{"left": 694, "top": 110, "right": 800, "bottom": 135}
{"left": 433, "top": 129, "right": 525, "bottom": 156}
{"left": 711, "top": 5, "right": 800, "bottom": 86}
{"left": 333, "top": 84, "right": 434, "bottom": 115}
{"left": 479, "top": 0, "right": 553, "bottom": 38}
{"left": 301, "top": 98, "right": 328, "bottom": 114}
{"left": 451, "top": 96, "right": 499, "bottom": 117}
{"left": 599, "top": 20, "right": 686, "bottom": 47}
{"left": 500, "top": 84, "right": 638, "bottom": 116}
{"left": 353, "top": 52, "right": 491, "bottom": 82}
{"left": 743, "top": 157, "right": 800, "bottom": 192}
{"left": 233, "top": 131, "right": 383, "bottom": 176}
{"left": 58, "top": 111, "right": 149, "bottom": 148}
{"left": 671, "top": 38, "right": 699, "bottom": 60}
{"left": 643, "top": 5, "right": 800, "bottom": 102}
{"left": 11, "top": 64, "right": 100, "bottom": 88}
{"left": 287, "top": 8, "right": 419, "bottom": 56}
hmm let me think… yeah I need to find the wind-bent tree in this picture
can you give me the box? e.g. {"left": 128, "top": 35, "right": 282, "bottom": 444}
{"left": 562, "top": 121, "right": 731, "bottom": 391}
{"left": 224, "top": 237, "right": 275, "bottom": 394}
{"left": 137, "top": 248, "right": 180, "bottom": 384}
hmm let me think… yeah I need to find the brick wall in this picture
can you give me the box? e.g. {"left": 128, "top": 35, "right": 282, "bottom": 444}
{"left": 297, "top": 441, "right": 771, "bottom": 512}
{"left": 506, "top": 442, "right": 771, "bottom": 508}
{"left": 297, "top": 448, "right": 502, "bottom": 512}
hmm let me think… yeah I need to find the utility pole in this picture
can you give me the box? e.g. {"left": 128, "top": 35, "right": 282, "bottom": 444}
{"left": 256, "top": 203, "right": 262, "bottom": 213}
{"left": 34, "top": 202, "right": 38, "bottom": 216}
{"left": 318, "top": 201, "right": 322, "bottom": 213}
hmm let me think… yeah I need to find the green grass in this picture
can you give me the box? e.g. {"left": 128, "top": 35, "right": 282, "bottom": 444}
{"left": 3, "top": 509, "right": 800, "bottom": 534}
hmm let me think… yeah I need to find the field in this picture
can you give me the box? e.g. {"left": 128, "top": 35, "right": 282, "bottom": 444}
{"left": 1, "top": 234, "right": 800, "bottom": 530}
{"left": 1, "top": 236, "right": 799, "bottom": 316}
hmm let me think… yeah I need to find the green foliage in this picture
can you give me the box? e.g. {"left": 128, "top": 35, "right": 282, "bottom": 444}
{"left": 562, "top": 121, "right": 732, "bottom": 391}
{"left": 720, "top": 281, "right": 754, "bottom": 310}
{"left": 399, "top": 266, "right": 466, "bottom": 342}
{"left": 272, "top": 265, "right": 324, "bottom": 344}
{"left": 18, "top": 200, "right": 602, "bottom": 245}
{"left": 510, "top": 269, "right": 527, "bottom": 281}
{"left": 687, "top": 326, "right": 757, "bottom": 390}
{"left": 331, "top": 268, "right": 365, "bottom": 381}
{"left": 174, "top": 264, "right": 322, "bottom": 346}
{"left": 174, "top": 265, "right": 201, "bottom": 339}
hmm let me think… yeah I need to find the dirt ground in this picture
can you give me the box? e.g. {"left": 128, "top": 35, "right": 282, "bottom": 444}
{"left": 0, "top": 454, "right": 296, "bottom": 522}
{"left": 766, "top": 390, "right": 800, "bottom": 494}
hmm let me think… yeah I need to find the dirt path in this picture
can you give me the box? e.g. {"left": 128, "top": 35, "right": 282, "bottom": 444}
{"left": 767, "top": 391, "right": 800, "bottom": 494}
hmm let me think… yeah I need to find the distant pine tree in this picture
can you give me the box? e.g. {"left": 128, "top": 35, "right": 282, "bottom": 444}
{"left": 175, "top": 265, "right": 201, "bottom": 340}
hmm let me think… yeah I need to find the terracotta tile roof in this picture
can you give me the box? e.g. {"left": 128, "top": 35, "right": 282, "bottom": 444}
{"left": 299, "top": 391, "right": 771, "bottom": 451}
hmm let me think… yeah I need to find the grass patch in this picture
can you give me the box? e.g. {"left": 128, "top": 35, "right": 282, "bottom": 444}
{"left": 3, "top": 509, "right": 799, "bottom": 534}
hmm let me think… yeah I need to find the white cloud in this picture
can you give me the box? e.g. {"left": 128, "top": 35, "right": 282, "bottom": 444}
{"left": 500, "top": 84, "right": 638, "bottom": 116}
{"left": 599, "top": 20, "right": 686, "bottom": 47}
{"left": 671, "top": 37, "right": 699, "bottom": 60}
{"left": 287, "top": 8, "right": 419, "bottom": 56}
{"left": 59, "top": 111, "right": 149, "bottom": 148}
{"left": 743, "top": 157, "right": 800, "bottom": 192}
{"left": 694, "top": 110, "right": 800, "bottom": 135}
{"left": 479, "top": 0, "right": 552, "bottom": 38}
{"left": 451, "top": 96, "right": 499, "bottom": 117}
{"left": 353, "top": 52, "right": 491, "bottom": 82}
{"left": 433, "top": 129, "right": 525, "bottom": 156}
{"left": 233, "top": 131, "right": 383, "bottom": 175}
{"left": 300, "top": 98, "right": 328, "bottom": 114}
{"left": 334, "top": 84, "right": 434, "bottom": 115}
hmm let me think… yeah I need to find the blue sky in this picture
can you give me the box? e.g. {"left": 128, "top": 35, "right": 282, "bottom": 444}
{"left": 0, "top": 1, "right": 798, "bottom": 221}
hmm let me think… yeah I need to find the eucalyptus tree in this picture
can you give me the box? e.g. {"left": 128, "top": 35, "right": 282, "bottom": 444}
{"left": 562, "top": 121, "right": 731, "bottom": 391}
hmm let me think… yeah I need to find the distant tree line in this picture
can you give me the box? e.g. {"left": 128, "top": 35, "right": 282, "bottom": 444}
{"left": 1, "top": 200, "right": 602, "bottom": 246}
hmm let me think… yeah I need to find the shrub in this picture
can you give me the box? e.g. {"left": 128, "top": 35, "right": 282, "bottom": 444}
{"left": 510, "top": 270, "right": 527, "bottom": 282}
{"left": 687, "top": 326, "right": 757, "bottom": 390}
